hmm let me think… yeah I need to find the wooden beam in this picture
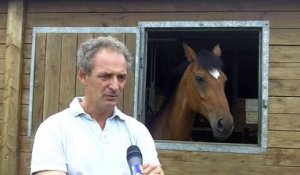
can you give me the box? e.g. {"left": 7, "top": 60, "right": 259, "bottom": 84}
{"left": 0, "top": 0, "right": 24, "bottom": 175}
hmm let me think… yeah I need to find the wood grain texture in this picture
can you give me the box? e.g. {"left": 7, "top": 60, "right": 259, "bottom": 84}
{"left": 31, "top": 34, "right": 46, "bottom": 135}
{"left": 270, "top": 29, "right": 300, "bottom": 45}
{"left": 269, "top": 131, "right": 300, "bottom": 148}
{"left": 0, "top": 14, "right": 7, "bottom": 29}
{"left": 24, "top": 12, "right": 300, "bottom": 29}
{"left": 269, "top": 113, "right": 300, "bottom": 131}
{"left": 270, "top": 46, "right": 300, "bottom": 63}
{"left": 269, "top": 63, "right": 300, "bottom": 80}
{"left": 26, "top": 0, "right": 300, "bottom": 13}
{"left": 0, "top": 1, "right": 24, "bottom": 175}
{"left": 0, "top": 45, "right": 4, "bottom": 58}
{"left": 269, "top": 80, "right": 300, "bottom": 96}
{"left": 42, "top": 34, "right": 62, "bottom": 119}
{"left": 0, "top": 29, "right": 5, "bottom": 43}
{"left": 59, "top": 34, "right": 77, "bottom": 111}
{"left": 269, "top": 97, "right": 300, "bottom": 114}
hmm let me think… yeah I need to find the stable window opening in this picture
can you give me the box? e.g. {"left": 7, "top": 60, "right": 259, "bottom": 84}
{"left": 137, "top": 21, "right": 269, "bottom": 153}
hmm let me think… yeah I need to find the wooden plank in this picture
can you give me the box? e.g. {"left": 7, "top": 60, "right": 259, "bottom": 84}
{"left": 0, "top": 89, "right": 3, "bottom": 103}
{"left": 0, "top": 106, "right": 2, "bottom": 119}
{"left": 21, "top": 104, "right": 28, "bottom": 120}
{"left": 59, "top": 34, "right": 77, "bottom": 111}
{"left": 22, "top": 73, "right": 30, "bottom": 89}
{"left": 269, "top": 63, "right": 300, "bottom": 80}
{"left": 0, "top": 118, "right": 3, "bottom": 135}
{"left": 0, "top": 44, "right": 4, "bottom": 58}
{"left": 267, "top": 148, "right": 300, "bottom": 166}
{"left": 269, "top": 97, "right": 300, "bottom": 114}
{"left": 0, "top": 29, "right": 5, "bottom": 43}
{"left": 0, "top": 14, "right": 7, "bottom": 29}
{"left": 25, "top": 12, "right": 300, "bottom": 29}
{"left": 0, "top": 59, "right": 4, "bottom": 73}
{"left": 20, "top": 119, "right": 27, "bottom": 136}
{"left": 26, "top": 0, "right": 300, "bottom": 13}
{"left": 123, "top": 33, "right": 136, "bottom": 116}
{"left": 160, "top": 148, "right": 300, "bottom": 167}
{"left": 164, "top": 161, "right": 300, "bottom": 175}
{"left": 269, "top": 113, "right": 300, "bottom": 131}
{"left": 270, "top": 29, "right": 300, "bottom": 45}
{"left": 75, "top": 33, "right": 93, "bottom": 96}
{"left": 24, "top": 43, "right": 31, "bottom": 59}
{"left": 19, "top": 136, "right": 33, "bottom": 152}
{"left": 269, "top": 131, "right": 300, "bottom": 148}
{"left": 24, "top": 28, "right": 32, "bottom": 44}
{"left": 269, "top": 80, "right": 300, "bottom": 96}
{"left": 43, "top": 33, "right": 62, "bottom": 119}
{"left": 161, "top": 160, "right": 300, "bottom": 175}
{"left": 270, "top": 46, "right": 300, "bottom": 63}
{"left": 21, "top": 89, "right": 28, "bottom": 105}
{"left": 19, "top": 152, "right": 31, "bottom": 172}
{"left": 0, "top": 73, "right": 3, "bottom": 89}
{"left": 31, "top": 33, "right": 46, "bottom": 135}
{"left": 0, "top": 1, "right": 24, "bottom": 175}
{"left": 22, "top": 58, "right": 30, "bottom": 74}
{"left": 19, "top": 168, "right": 30, "bottom": 175}
{"left": 0, "top": 89, "right": 3, "bottom": 104}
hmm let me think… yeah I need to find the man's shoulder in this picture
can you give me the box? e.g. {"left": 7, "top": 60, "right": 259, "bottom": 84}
{"left": 40, "top": 108, "right": 74, "bottom": 127}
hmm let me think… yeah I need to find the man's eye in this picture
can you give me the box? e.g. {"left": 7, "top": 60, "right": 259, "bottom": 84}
{"left": 118, "top": 75, "right": 127, "bottom": 81}
{"left": 100, "top": 74, "right": 112, "bottom": 79}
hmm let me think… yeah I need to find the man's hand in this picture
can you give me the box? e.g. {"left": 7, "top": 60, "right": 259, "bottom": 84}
{"left": 143, "top": 164, "right": 165, "bottom": 175}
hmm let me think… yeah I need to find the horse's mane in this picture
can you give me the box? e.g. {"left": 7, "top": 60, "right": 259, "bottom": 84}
{"left": 197, "top": 49, "right": 223, "bottom": 70}
{"left": 159, "top": 49, "right": 223, "bottom": 111}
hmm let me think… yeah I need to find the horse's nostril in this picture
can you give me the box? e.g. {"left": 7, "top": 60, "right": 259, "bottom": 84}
{"left": 217, "top": 119, "right": 224, "bottom": 129}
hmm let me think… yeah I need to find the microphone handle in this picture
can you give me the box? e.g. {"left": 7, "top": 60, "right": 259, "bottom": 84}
{"left": 130, "top": 163, "right": 144, "bottom": 175}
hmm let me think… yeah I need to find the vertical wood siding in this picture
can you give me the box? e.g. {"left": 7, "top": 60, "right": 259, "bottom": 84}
{"left": 1, "top": 0, "right": 300, "bottom": 174}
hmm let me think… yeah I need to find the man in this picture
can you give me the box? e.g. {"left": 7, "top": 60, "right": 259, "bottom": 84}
{"left": 31, "top": 36, "right": 165, "bottom": 175}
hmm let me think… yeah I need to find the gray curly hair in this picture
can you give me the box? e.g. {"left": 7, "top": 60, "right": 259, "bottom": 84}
{"left": 77, "top": 36, "right": 133, "bottom": 74}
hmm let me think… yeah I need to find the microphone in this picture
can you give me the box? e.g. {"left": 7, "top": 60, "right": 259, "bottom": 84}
{"left": 127, "top": 145, "right": 144, "bottom": 175}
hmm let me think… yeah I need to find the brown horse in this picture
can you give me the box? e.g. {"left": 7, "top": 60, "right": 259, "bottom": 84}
{"left": 150, "top": 43, "right": 234, "bottom": 141}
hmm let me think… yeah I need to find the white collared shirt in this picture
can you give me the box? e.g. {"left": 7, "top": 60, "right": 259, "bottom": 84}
{"left": 31, "top": 97, "right": 160, "bottom": 175}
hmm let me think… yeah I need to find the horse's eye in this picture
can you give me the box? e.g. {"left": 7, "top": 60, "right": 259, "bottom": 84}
{"left": 196, "top": 76, "right": 205, "bottom": 83}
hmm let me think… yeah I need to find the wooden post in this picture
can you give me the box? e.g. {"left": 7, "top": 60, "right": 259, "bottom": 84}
{"left": 0, "top": 0, "right": 24, "bottom": 175}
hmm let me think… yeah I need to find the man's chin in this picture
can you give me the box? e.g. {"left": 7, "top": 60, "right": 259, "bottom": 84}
{"left": 105, "top": 101, "right": 118, "bottom": 107}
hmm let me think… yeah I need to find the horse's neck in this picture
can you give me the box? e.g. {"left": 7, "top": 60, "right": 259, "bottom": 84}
{"left": 161, "top": 82, "right": 196, "bottom": 140}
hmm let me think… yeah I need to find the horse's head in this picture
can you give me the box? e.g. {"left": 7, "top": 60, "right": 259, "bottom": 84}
{"left": 182, "top": 43, "right": 234, "bottom": 140}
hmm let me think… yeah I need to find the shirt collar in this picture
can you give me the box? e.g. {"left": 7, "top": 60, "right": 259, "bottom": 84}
{"left": 69, "top": 97, "right": 86, "bottom": 117}
{"left": 69, "top": 97, "right": 126, "bottom": 121}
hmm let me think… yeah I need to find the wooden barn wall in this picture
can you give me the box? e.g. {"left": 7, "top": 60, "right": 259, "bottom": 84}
{"left": 1, "top": 0, "right": 300, "bottom": 174}
{"left": 0, "top": 0, "right": 8, "bottom": 160}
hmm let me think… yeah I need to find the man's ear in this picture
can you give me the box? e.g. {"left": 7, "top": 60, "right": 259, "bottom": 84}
{"left": 78, "top": 68, "right": 88, "bottom": 85}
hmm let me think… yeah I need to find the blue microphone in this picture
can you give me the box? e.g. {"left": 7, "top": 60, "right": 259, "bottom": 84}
{"left": 127, "top": 145, "right": 144, "bottom": 175}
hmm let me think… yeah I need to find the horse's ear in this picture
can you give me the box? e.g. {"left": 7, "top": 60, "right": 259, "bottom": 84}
{"left": 212, "top": 44, "right": 222, "bottom": 58}
{"left": 183, "top": 43, "right": 197, "bottom": 62}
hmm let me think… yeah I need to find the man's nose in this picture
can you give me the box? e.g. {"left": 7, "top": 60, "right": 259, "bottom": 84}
{"left": 109, "top": 76, "right": 119, "bottom": 90}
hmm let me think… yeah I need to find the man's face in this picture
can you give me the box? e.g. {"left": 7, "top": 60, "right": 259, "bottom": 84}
{"left": 81, "top": 48, "right": 128, "bottom": 110}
